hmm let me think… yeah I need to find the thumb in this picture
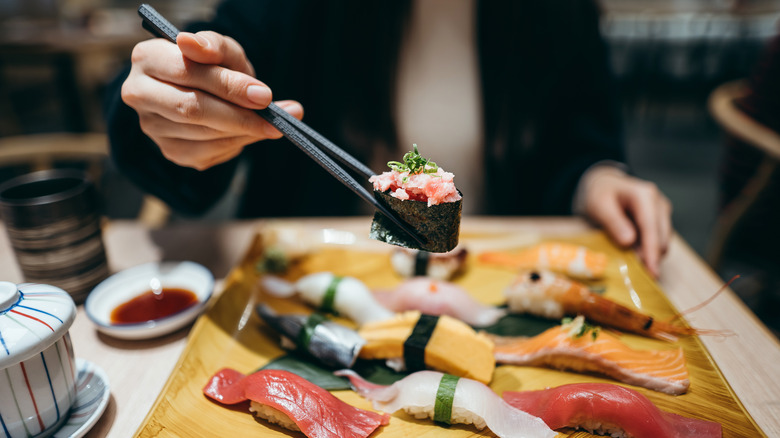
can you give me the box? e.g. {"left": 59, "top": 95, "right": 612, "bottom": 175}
{"left": 176, "top": 31, "right": 255, "bottom": 76}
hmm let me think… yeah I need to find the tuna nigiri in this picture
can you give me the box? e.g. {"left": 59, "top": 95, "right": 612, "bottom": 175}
{"left": 373, "top": 277, "right": 507, "bottom": 327}
{"left": 503, "top": 383, "right": 722, "bottom": 438}
{"left": 335, "top": 369, "right": 556, "bottom": 438}
{"left": 491, "top": 316, "right": 690, "bottom": 395}
{"left": 261, "top": 272, "right": 395, "bottom": 326}
{"left": 203, "top": 368, "right": 389, "bottom": 438}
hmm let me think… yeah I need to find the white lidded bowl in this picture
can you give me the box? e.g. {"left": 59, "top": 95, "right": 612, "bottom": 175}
{"left": 84, "top": 261, "right": 214, "bottom": 340}
{"left": 0, "top": 281, "right": 77, "bottom": 438}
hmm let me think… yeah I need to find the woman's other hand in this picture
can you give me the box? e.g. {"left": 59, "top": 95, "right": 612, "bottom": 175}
{"left": 581, "top": 166, "right": 673, "bottom": 278}
{"left": 121, "top": 31, "right": 304, "bottom": 170}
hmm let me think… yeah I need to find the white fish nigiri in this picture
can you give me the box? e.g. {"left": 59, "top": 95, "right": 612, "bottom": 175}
{"left": 335, "top": 370, "right": 556, "bottom": 438}
{"left": 261, "top": 272, "right": 395, "bottom": 326}
{"left": 373, "top": 278, "right": 507, "bottom": 327}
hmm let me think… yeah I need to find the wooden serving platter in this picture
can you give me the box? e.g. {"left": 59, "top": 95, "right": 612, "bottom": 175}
{"left": 133, "top": 225, "right": 764, "bottom": 437}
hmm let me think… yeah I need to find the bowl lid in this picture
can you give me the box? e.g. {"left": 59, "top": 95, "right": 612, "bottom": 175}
{"left": 0, "top": 281, "right": 76, "bottom": 368}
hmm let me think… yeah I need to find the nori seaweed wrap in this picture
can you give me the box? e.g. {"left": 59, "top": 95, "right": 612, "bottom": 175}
{"left": 370, "top": 190, "right": 461, "bottom": 253}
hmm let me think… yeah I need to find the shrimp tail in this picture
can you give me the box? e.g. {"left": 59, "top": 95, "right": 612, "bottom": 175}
{"left": 656, "top": 275, "right": 741, "bottom": 340}
{"left": 669, "top": 275, "right": 740, "bottom": 323}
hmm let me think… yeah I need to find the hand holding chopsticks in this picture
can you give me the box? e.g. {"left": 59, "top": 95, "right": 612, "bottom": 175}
{"left": 136, "top": 4, "right": 426, "bottom": 247}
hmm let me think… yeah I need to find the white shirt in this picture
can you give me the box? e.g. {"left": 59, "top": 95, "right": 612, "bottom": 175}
{"left": 395, "top": 0, "right": 484, "bottom": 214}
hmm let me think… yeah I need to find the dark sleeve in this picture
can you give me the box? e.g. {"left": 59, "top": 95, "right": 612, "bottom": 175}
{"left": 540, "top": 0, "right": 625, "bottom": 213}
{"left": 480, "top": 0, "right": 625, "bottom": 215}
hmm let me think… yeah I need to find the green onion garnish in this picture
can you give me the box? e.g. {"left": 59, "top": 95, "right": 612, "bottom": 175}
{"left": 387, "top": 144, "right": 439, "bottom": 175}
{"left": 562, "top": 316, "right": 601, "bottom": 341}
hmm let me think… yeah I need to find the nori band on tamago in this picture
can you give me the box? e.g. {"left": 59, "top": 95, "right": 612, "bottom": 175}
{"left": 403, "top": 314, "right": 440, "bottom": 372}
{"left": 369, "top": 189, "right": 461, "bottom": 253}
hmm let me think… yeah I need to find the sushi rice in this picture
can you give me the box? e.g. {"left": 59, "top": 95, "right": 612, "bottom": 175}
{"left": 249, "top": 401, "right": 301, "bottom": 432}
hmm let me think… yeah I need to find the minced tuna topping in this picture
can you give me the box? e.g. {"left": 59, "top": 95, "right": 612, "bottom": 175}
{"left": 369, "top": 144, "right": 461, "bottom": 206}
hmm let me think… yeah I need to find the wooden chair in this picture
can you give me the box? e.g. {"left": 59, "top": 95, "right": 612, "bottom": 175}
{"left": 0, "top": 132, "right": 170, "bottom": 228}
{"left": 706, "top": 80, "right": 780, "bottom": 270}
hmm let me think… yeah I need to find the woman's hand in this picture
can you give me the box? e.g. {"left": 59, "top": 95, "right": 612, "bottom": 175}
{"left": 121, "top": 31, "right": 304, "bottom": 170}
{"left": 580, "top": 166, "right": 673, "bottom": 278}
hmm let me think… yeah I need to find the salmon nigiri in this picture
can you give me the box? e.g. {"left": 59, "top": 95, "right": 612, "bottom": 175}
{"left": 491, "top": 316, "right": 690, "bottom": 395}
{"left": 203, "top": 368, "right": 389, "bottom": 438}
{"left": 504, "top": 383, "right": 722, "bottom": 438}
{"left": 479, "top": 242, "right": 608, "bottom": 280}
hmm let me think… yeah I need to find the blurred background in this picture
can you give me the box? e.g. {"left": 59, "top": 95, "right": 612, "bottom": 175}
{"left": 1, "top": 0, "right": 779, "bottom": 334}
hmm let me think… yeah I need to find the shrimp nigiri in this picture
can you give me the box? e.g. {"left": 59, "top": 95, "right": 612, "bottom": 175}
{"left": 373, "top": 277, "right": 507, "bottom": 327}
{"left": 479, "top": 242, "right": 608, "bottom": 280}
{"left": 505, "top": 270, "right": 695, "bottom": 341}
{"left": 335, "top": 369, "right": 556, "bottom": 438}
{"left": 503, "top": 383, "right": 722, "bottom": 438}
{"left": 203, "top": 368, "right": 389, "bottom": 438}
{"left": 261, "top": 272, "right": 395, "bottom": 326}
{"left": 491, "top": 316, "right": 690, "bottom": 395}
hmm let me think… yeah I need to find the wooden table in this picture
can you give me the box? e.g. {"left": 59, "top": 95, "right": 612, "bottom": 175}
{"left": 1, "top": 217, "right": 778, "bottom": 437}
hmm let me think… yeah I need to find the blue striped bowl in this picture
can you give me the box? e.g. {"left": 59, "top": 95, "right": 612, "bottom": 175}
{"left": 0, "top": 282, "right": 78, "bottom": 438}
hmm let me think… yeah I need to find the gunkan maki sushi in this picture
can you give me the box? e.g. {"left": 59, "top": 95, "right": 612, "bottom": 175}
{"left": 368, "top": 144, "right": 462, "bottom": 252}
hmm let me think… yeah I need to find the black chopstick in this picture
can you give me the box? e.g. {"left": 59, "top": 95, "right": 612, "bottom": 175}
{"left": 137, "top": 4, "right": 426, "bottom": 247}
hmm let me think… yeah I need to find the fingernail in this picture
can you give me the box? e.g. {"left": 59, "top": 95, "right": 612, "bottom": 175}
{"left": 247, "top": 85, "right": 272, "bottom": 105}
{"left": 193, "top": 34, "right": 209, "bottom": 48}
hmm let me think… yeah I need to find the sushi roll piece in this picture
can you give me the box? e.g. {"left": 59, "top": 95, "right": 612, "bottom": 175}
{"left": 335, "top": 369, "right": 556, "bottom": 438}
{"left": 203, "top": 368, "right": 389, "bottom": 438}
{"left": 256, "top": 304, "right": 366, "bottom": 369}
{"left": 369, "top": 144, "right": 462, "bottom": 253}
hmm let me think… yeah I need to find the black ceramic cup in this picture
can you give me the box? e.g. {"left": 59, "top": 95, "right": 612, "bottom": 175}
{"left": 0, "top": 169, "right": 109, "bottom": 303}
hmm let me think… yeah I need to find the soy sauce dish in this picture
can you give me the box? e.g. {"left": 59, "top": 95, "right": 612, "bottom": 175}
{"left": 85, "top": 261, "right": 214, "bottom": 340}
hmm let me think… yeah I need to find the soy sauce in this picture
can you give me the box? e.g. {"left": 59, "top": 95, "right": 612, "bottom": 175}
{"left": 110, "top": 288, "right": 198, "bottom": 324}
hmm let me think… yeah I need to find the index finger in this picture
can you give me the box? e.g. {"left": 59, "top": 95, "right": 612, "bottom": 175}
{"left": 626, "top": 192, "right": 661, "bottom": 278}
{"left": 177, "top": 31, "right": 255, "bottom": 76}
{"left": 137, "top": 40, "right": 273, "bottom": 110}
